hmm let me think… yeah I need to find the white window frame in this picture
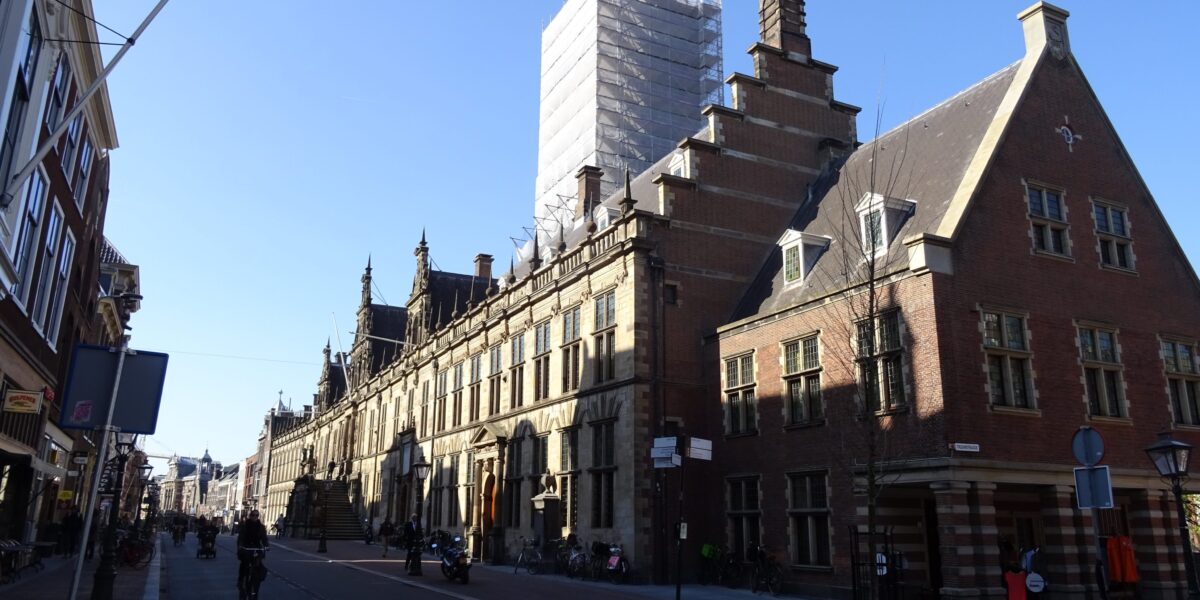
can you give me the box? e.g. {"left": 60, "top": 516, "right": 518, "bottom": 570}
{"left": 45, "top": 230, "right": 74, "bottom": 347}
{"left": 31, "top": 201, "right": 63, "bottom": 332}
{"left": 72, "top": 137, "right": 92, "bottom": 210}
{"left": 13, "top": 167, "right": 47, "bottom": 304}
{"left": 778, "top": 230, "right": 832, "bottom": 285}
{"left": 782, "top": 334, "right": 822, "bottom": 425}
{"left": 855, "top": 193, "right": 916, "bottom": 258}
{"left": 723, "top": 353, "right": 756, "bottom": 435}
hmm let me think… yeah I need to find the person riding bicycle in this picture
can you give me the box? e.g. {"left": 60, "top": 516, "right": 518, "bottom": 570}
{"left": 403, "top": 513, "right": 423, "bottom": 575}
{"left": 236, "top": 510, "right": 270, "bottom": 591}
{"left": 172, "top": 514, "right": 187, "bottom": 544}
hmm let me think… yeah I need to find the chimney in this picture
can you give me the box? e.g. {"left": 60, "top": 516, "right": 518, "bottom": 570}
{"left": 1018, "top": 2, "right": 1070, "bottom": 60}
{"left": 759, "top": 0, "right": 810, "bottom": 55}
{"left": 575, "top": 165, "right": 603, "bottom": 219}
{"left": 474, "top": 254, "right": 494, "bottom": 280}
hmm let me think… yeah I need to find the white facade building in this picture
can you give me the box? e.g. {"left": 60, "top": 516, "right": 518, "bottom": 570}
{"left": 533, "top": 0, "right": 722, "bottom": 232}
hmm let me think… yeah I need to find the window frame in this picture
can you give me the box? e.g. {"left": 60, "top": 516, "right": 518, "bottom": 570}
{"left": 1077, "top": 324, "right": 1127, "bottom": 420}
{"left": 856, "top": 311, "right": 907, "bottom": 414}
{"left": 782, "top": 334, "right": 823, "bottom": 426}
{"left": 723, "top": 353, "right": 757, "bottom": 435}
{"left": 726, "top": 476, "right": 761, "bottom": 563}
{"left": 981, "top": 309, "right": 1036, "bottom": 411}
{"left": 589, "top": 419, "right": 616, "bottom": 529}
{"left": 1091, "top": 198, "right": 1135, "bottom": 272}
{"left": 1163, "top": 338, "right": 1200, "bottom": 426}
{"left": 787, "top": 471, "right": 831, "bottom": 568}
{"left": 1025, "top": 181, "right": 1072, "bottom": 259}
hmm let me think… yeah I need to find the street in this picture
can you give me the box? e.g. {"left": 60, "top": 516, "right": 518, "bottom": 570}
{"left": 159, "top": 533, "right": 747, "bottom": 600}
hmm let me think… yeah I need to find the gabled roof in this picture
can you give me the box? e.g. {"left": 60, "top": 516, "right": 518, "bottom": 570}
{"left": 98, "top": 238, "right": 128, "bottom": 265}
{"left": 425, "top": 271, "right": 494, "bottom": 328}
{"left": 732, "top": 61, "right": 1021, "bottom": 321}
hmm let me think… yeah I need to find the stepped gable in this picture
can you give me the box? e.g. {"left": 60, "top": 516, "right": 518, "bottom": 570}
{"left": 732, "top": 61, "right": 1021, "bottom": 321}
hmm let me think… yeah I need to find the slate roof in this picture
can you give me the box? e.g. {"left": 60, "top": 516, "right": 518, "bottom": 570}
{"left": 426, "top": 270, "right": 494, "bottom": 328}
{"left": 731, "top": 61, "right": 1021, "bottom": 321}
{"left": 98, "top": 238, "right": 128, "bottom": 265}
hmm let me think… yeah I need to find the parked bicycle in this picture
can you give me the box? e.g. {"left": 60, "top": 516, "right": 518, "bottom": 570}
{"left": 698, "top": 542, "right": 743, "bottom": 587}
{"left": 118, "top": 532, "right": 155, "bottom": 569}
{"left": 748, "top": 542, "right": 783, "bottom": 596}
{"left": 513, "top": 536, "right": 542, "bottom": 575}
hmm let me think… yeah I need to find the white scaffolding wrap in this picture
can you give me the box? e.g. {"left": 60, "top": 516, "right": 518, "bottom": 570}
{"left": 533, "top": 0, "right": 722, "bottom": 235}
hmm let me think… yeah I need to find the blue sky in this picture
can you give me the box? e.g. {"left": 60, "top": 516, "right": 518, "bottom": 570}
{"left": 93, "top": 1, "right": 1199, "bottom": 469}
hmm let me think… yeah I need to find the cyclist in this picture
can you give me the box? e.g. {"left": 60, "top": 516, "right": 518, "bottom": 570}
{"left": 172, "top": 514, "right": 188, "bottom": 546}
{"left": 236, "top": 510, "right": 270, "bottom": 592}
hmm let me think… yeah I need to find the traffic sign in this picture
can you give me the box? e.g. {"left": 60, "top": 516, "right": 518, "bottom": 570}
{"left": 653, "top": 436, "right": 678, "bottom": 448}
{"left": 653, "top": 454, "right": 682, "bottom": 469}
{"left": 651, "top": 447, "right": 675, "bottom": 459}
{"left": 689, "top": 437, "right": 712, "bottom": 451}
{"left": 687, "top": 447, "right": 712, "bottom": 461}
{"left": 1074, "top": 465, "right": 1113, "bottom": 509}
{"left": 1026, "top": 572, "right": 1046, "bottom": 592}
{"left": 1071, "top": 427, "right": 1104, "bottom": 466}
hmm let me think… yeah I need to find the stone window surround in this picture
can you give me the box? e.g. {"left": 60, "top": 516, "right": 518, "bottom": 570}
{"left": 977, "top": 304, "right": 1040, "bottom": 415}
{"left": 1024, "top": 179, "right": 1073, "bottom": 260}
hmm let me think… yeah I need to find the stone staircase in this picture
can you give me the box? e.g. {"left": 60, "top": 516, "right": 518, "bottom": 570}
{"left": 316, "top": 479, "right": 362, "bottom": 540}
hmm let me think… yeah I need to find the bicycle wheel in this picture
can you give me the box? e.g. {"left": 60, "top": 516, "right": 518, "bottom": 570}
{"left": 764, "top": 564, "right": 783, "bottom": 596}
{"left": 512, "top": 553, "right": 522, "bottom": 574}
{"left": 526, "top": 550, "right": 542, "bottom": 575}
{"left": 132, "top": 545, "right": 154, "bottom": 569}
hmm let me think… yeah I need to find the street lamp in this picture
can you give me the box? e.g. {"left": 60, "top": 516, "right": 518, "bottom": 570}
{"left": 92, "top": 438, "right": 136, "bottom": 600}
{"left": 1145, "top": 432, "right": 1200, "bottom": 598}
{"left": 410, "top": 458, "right": 431, "bottom": 576}
{"left": 134, "top": 464, "right": 152, "bottom": 530}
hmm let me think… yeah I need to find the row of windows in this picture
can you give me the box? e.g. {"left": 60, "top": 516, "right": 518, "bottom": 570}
{"left": 727, "top": 473, "right": 830, "bottom": 568}
{"left": 2, "top": 13, "right": 96, "bottom": 352}
{"left": 419, "top": 291, "right": 617, "bottom": 437}
{"left": 1027, "top": 182, "right": 1134, "bottom": 271}
{"left": 723, "top": 308, "right": 1200, "bottom": 431}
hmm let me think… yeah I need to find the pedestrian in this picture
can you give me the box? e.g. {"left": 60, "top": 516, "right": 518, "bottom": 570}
{"left": 326, "top": 460, "right": 335, "bottom": 479}
{"left": 403, "top": 513, "right": 423, "bottom": 575}
{"left": 63, "top": 507, "right": 83, "bottom": 556}
{"left": 379, "top": 519, "right": 395, "bottom": 558}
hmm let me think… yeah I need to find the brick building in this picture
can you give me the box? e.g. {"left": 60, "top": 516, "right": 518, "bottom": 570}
{"left": 713, "top": 3, "right": 1200, "bottom": 599}
{"left": 0, "top": 0, "right": 123, "bottom": 543}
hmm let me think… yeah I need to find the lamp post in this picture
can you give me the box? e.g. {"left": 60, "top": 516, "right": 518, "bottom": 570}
{"left": 133, "top": 464, "right": 152, "bottom": 531}
{"left": 92, "top": 438, "right": 136, "bottom": 600}
{"left": 410, "top": 458, "right": 431, "bottom": 575}
{"left": 1145, "top": 432, "right": 1200, "bottom": 598}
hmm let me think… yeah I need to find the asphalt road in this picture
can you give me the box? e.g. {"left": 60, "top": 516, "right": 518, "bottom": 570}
{"left": 159, "top": 533, "right": 456, "bottom": 600}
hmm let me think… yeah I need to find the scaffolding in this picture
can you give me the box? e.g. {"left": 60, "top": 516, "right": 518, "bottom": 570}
{"left": 534, "top": 0, "right": 723, "bottom": 232}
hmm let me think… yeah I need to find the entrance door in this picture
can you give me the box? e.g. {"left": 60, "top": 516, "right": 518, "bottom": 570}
{"left": 923, "top": 499, "right": 942, "bottom": 596}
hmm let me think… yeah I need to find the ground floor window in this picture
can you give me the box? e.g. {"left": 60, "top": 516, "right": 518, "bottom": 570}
{"left": 727, "top": 476, "right": 760, "bottom": 561}
{"left": 591, "top": 470, "right": 614, "bottom": 529}
{"left": 787, "top": 472, "right": 830, "bottom": 566}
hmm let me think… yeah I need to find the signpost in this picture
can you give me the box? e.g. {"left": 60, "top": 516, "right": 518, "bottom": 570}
{"left": 1072, "top": 426, "right": 1110, "bottom": 600}
{"left": 651, "top": 435, "right": 712, "bottom": 600}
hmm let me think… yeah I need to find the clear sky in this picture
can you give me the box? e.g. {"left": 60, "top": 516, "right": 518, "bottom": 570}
{"left": 92, "top": 1, "right": 1199, "bottom": 471}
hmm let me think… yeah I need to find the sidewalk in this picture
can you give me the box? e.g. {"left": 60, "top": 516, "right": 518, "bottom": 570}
{"left": 0, "top": 537, "right": 161, "bottom": 600}
{"left": 274, "top": 537, "right": 807, "bottom": 600}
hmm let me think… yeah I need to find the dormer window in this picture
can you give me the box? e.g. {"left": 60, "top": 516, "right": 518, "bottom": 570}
{"left": 856, "top": 193, "right": 916, "bottom": 257}
{"left": 778, "top": 230, "right": 832, "bottom": 285}
{"left": 668, "top": 152, "right": 688, "bottom": 178}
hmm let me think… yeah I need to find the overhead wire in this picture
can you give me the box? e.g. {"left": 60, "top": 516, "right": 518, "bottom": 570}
{"left": 158, "top": 349, "right": 318, "bottom": 366}
{"left": 51, "top": 0, "right": 129, "bottom": 42}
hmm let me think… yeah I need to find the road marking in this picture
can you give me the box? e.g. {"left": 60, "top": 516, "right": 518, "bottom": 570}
{"left": 142, "top": 535, "right": 162, "bottom": 600}
{"left": 271, "top": 541, "right": 479, "bottom": 600}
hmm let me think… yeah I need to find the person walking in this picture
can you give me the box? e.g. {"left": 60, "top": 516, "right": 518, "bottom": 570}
{"left": 403, "top": 513, "right": 423, "bottom": 575}
{"left": 378, "top": 519, "right": 395, "bottom": 558}
{"left": 62, "top": 507, "right": 83, "bottom": 556}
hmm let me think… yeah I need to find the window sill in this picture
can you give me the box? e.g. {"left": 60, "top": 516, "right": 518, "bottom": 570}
{"left": 724, "top": 431, "right": 759, "bottom": 440}
{"left": 870, "top": 407, "right": 908, "bottom": 418}
{"left": 789, "top": 564, "right": 834, "bottom": 574}
{"left": 1099, "top": 264, "right": 1138, "bottom": 276}
{"left": 1087, "top": 415, "right": 1133, "bottom": 426}
{"left": 784, "top": 419, "right": 826, "bottom": 431}
{"left": 989, "top": 405, "right": 1041, "bottom": 417}
{"left": 1031, "top": 249, "right": 1075, "bottom": 263}
{"left": 1172, "top": 423, "right": 1200, "bottom": 431}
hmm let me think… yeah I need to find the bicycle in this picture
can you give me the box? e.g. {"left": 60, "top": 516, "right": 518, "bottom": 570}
{"left": 238, "top": 546, "right": 268, "bottom": 600}
{"left": 118, "top": 533, "right": 155, "bottom": 569}
{"left": 513, "top": 536, "right": 542, "bottom": 575}
{"left": 748, "top": 543, "right": 783, "bottom": 596}
{"left": 698, "top": 543, "right": 743, "bottom": 587}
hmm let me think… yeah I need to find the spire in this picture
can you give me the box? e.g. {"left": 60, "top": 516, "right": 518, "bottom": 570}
{"left": 420, "top": 228, "right": 426, "bottom": 247}
{"left": 619, "top": 168, "right": 637, "bottom": 214}
{"left": 530, "top": 233, "right": 543, "bottom": 271}
{"left": 759, "top": 0, "right": 810, "bottom": 54}
{"left": 506, "top": 257, "right": 516, "bottom": 284}
{"left": 323, "top": 339, "right": 331, "bottom": 360}
{"left": 360, "top": 255, "right": 373, "bottom": 308}
{"left": 556, "top": 225, "right": 567, "bottom": 253}
{"left": 413, "top": 230, "right": 430, "bottom": 293}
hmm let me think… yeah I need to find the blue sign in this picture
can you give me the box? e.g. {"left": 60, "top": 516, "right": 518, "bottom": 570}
{"left": 1074, "top": 466, "right": 1114, "bottom": 509}
{"left": 59, "top": 344, "right": 169, "bottom": 434}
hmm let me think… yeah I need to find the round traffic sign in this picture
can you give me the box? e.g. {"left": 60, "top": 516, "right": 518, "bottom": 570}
{"left": 1071, "top": 427, "right": 1104, "bottom": 466}
{"left": 1026, "top": 572, "right": 1045, "bottom": 592}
